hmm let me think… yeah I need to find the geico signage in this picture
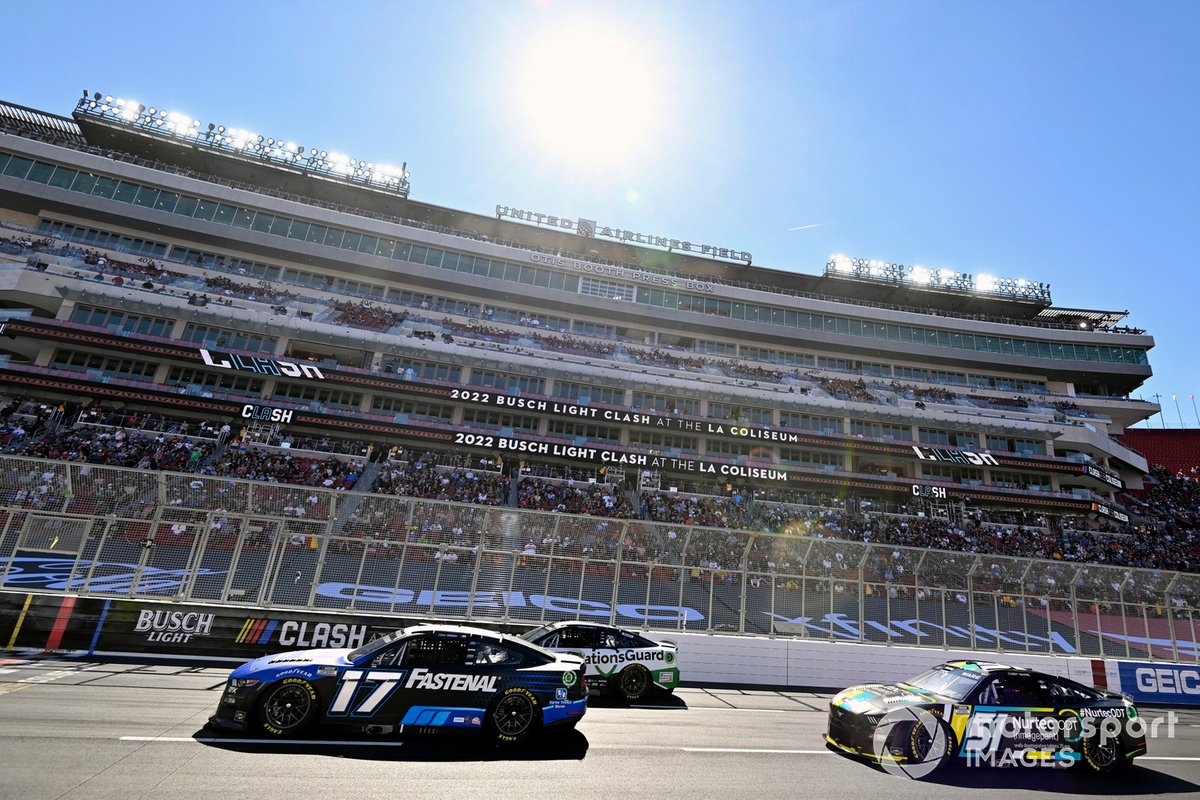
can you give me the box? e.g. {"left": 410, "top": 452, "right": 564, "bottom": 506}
{"left": 1119, "top": 662, "right": 1200, "bottom": 704}
{"left": 241, "top": 404, "right": 295, "bottom": 424}
{"left": 315, "top": 585, "right": 703, "bottom": 623}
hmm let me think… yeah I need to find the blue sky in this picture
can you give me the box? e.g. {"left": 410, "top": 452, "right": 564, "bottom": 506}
{"left": 4, "top": 1, "right": 1197, "bottom": 426}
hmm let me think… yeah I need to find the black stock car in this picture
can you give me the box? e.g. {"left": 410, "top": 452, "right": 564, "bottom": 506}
{"left": 208, "top": 624, "right": 587, "bottom": 743}
{"left": 825, "top": 661, "right": 1148, "bottom": 774}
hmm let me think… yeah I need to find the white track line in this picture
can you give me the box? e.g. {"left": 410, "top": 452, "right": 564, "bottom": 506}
{"left": 121, "top": 736, "right": 409, "bottom": 747}
{"left": 628, "top": 705, "right": 788, "bottom": 713}
{"left": 116, "top": 737, "right": 1200, "bottom": 761}
{"left": 683, "top": 747, "right": 830, "bottom": 754}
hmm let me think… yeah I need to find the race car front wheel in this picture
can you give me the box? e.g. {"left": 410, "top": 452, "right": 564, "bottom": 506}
{"left": 617, "top": 664, "right": 651, "bottom": 700}
{"left": 1080, "top": 733, "right": 1129, "bottom": 773}
{"left": 487, "top": 687, "right": 540, "bottom": 743}
{"left": 256, "top": 678, "right": 317, "bottom": 737}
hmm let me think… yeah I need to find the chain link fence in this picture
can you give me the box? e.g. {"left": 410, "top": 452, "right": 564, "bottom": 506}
{"left": 0, "top": 455, "right": 1195, "bottom": 661}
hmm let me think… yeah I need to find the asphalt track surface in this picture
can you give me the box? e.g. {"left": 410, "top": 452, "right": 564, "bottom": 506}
{"left": 2, "top": 658, "right": 1200, "bottom": 800}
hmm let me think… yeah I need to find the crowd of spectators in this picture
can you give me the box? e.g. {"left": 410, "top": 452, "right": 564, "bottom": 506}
{"left": 201, "top": 444, "right": 359, "bottom": 488}
{"left": 813, "top": 375, "right": 876, "bottom": 403}
{"left": 891, "top": 382, "right": 957, "bottom": 404}
{"left": 373, "top": 455, "right": 508, "bottom": 505}
{"left": 641, "top": 490, "right": 756, "bottom": 529}
{"left": 332, "top": 300, "right": 408, "bottom": 331}
{"left": 517, "top": 477, "right": 637, "bottom": 517}
{"left": 202, "top": 275, "right": 295, "bottom": 305}
{"left": 10, "top": 426, "right": 208, "bottom": 471}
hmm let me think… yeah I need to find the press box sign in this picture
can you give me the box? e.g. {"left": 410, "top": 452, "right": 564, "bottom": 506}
{"left": 1118, "top": 662, "right": 1200, "bottom": 705}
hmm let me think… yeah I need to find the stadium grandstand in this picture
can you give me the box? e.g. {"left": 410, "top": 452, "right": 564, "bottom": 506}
{"left": 0, "top": 90, "right": 1196, "bottom": 650}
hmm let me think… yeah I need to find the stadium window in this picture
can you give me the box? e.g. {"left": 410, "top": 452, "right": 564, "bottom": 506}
{"left": 48, "top": 167, "right": 78, "bottom": 189}
{"left": 322, "top": 227, "right": 344, "bottom": 248}
{"left": 167, "top": 195, "right": 195, "bottom": 217}
{"left": 109, "top": 181, "right": 136, "bottom": 203}
{"left": 250, "top": 213, "right": 274, "bottom": 233}
{"left": 358, "top": 234, "right": 379, "bottom": 255}
{"left": 2, "top": 156, "right": 33, "bottom": 179}
{"left": 24, "top": 160, "right": 53, "bottom": 183}
{"left": 69, "top": 172, "right": 98, "bottom": 194}
{"left": 153, "top": 190, "right": 179, "bottom": 212}
{"left": 305, "top": 224, "right": 327, "bottom": 244}
{"left": 341, "top": 231, "right": 362, "bottom": 251}
{"left": 231, "top": 207, "right": 255, "bottom": 229}
{"left": 132, "top": 185, "right": 159, "bottom": 208}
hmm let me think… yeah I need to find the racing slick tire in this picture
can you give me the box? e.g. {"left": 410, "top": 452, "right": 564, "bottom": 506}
{"left": 1079, "top": 732, "right": 1130, "bottom": 773}
{"left": 256, "top": 678, "right": 318, "bottom": 737}
{"left": 486, "top": 686, "right": 540, "bottom": 744}
{"left": 616, "top": 664, "right": 652, "bottom": 701}
{"left": 907, "top": 716, "right": 954, "bottom": 776}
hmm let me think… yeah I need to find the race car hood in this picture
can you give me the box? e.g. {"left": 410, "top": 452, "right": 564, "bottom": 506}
{"left": 230, "top": 648, "right": 355, "bottom": 681}
{"left": 831, "top": 682, "right": 949, "bottom": 714}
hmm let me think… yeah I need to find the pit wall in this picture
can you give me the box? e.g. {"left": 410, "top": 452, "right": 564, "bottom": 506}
{"left": 2, "top": 591, "right": 1196, "bottom": 706}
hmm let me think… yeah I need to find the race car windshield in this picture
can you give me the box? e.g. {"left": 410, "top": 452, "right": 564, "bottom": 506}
{"left": 348, "top": 630, "right": 405, "bottom": 661}
{"left": 904, "top": 666, "right": 986, "bottom": 700}
{"left": 519, "top": 626, "right": 551, "bottom": 642}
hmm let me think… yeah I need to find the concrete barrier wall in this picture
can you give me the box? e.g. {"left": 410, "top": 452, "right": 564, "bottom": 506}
{"left": 3, "top": 590, "right": 1195, "bottom": 704}
{"left": 656, "top": 630, "right": 1096, "bottom": 689}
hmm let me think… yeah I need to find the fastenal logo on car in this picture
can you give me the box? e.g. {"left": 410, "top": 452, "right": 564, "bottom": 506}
{"left": 134, "top": 610, "right": 214, "bottom": 643}
{"left": 236, "top": 618, "right": 368, "bottom": 649}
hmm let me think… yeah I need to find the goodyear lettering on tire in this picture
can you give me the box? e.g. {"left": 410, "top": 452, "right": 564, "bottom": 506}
{"left": 494, "top": 686, "right": 539, "bottom": 743}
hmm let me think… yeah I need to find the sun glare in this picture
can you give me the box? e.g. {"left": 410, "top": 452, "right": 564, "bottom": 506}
{"left": 510, "top": 19, "right": 664, "bottom": 166}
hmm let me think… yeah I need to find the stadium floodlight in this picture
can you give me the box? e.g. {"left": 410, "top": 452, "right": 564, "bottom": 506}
{"left": 74, "top": 90, "right": 410, "bottom": 198}
{"left": 824, "top": 255, "right": 1051, "bottom": 303}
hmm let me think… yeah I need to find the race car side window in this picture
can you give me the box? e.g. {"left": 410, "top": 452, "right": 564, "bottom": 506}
{"left": 1043, "top": 677, "right": 1101, "bottom": 704}
{"left": 558, "top": 626, "right": 604, "bottom": 648}
{"left": 471, "top": 640, "right": 526, "bottom": 667}
{"left": 400, "top": 633, "right": 470, "bottom": 668}
{"left": 613, "top": 631, "right": 654, "bottom": 649}
{"left": 977, "top": 674, "right": 1049, "bottom": 706}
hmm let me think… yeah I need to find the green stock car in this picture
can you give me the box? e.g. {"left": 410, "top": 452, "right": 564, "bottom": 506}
{"left": 521, "top": 621, "right": 679, "bottom": 700}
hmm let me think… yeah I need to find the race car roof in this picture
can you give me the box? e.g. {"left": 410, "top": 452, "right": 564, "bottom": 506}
{"left": 940, "top": 660, "right": 1014, "bottom": 673}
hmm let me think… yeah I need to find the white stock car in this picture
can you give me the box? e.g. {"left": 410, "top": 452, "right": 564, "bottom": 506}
{"left": 520, "top": 621, "right": 679, "bottom": 700}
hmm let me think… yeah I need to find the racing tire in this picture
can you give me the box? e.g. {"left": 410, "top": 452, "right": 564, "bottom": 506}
{"left": 903, "top": 716, "right": 954, "bottom": 777}
{"left": 616, "top": 664, "right": 651, "bottom": 701}
{"left": 1080, "top": 733, "right": 1129, "bottom": 773}
{"left": 486, "top": 686, "right": 540, "bottom": 744}
{"left": 256, "top": 678, "right": 318, "bottom": 737}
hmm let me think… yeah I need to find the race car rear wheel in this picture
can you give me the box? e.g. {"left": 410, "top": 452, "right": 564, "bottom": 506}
{"left": 617, "top": 664, "right": 651, "bottom": 700}
{"left": 1080, "top": 733, "right": 1129, "bottom": 773}
{"left": 487, "top": 687, "right": 540, "bottom": 743}
{"left": 256, "top": 678, "right": 317, "bottom": 737}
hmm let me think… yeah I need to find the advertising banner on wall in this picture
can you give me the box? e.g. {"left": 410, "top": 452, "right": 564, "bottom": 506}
{"left": 0, "top": 591, "right": 435, "bottom": 663}
{"left": 1117, "top": 661, "right": 1200, "bottom": 706}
